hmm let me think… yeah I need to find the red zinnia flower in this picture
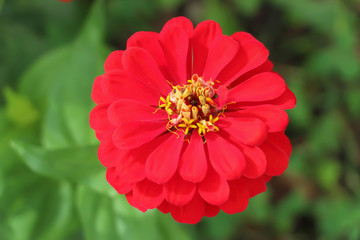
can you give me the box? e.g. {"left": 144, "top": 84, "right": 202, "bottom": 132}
{"left": 90, "top": 17, "right": 296, "bottom": 224}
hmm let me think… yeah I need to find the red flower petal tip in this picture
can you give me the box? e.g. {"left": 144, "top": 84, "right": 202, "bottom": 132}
{"left": 89, "top": 16, "right": 296, "bottom": 224}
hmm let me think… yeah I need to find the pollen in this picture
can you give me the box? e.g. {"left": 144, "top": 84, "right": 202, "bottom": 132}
{"left": 156, "top": 74, "right": 223, "bottom": 137}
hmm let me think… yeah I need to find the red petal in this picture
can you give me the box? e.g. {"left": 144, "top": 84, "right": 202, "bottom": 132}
{"left": 104, "top": 50, "right": 124, "bottom": 72}
{"left": 89, "top": 104, "right": 112, "bottom": 131}
{"left": 117, "top": 133, "right": 172, "bottom": 181}
{"left": 227, "top": 105, "right": 289, "bottom": 133}
{"left": 101, "top": 70, "right": 161, "bottom": 104}
{"left": 97, "top": 136, "right": 120, "bottom": 167}
{"left": 160, "top": 23, "right": 189, "bottom": 85}
{"left": 125, "top": 191, "right": 147, "bottom": 212}
{"left": 267, "top": 132, "right": 292, "bottom": 157}
{"left": 116, "top": 151, "right": 145, "bottom": 183}
{"left": 193, "top": 20, "right": 222, "bottom": 76}
{"left": 108, "top": 99, "right": 167, "bottom": 126}
{"left": 122, "top": 47, "right": 171, "bottom": 96}
{"left": 227, "top": 59, "right": 273, "bottom": 89}
{"left": 164, "top": 16, "right": 193, "bottom": 38}
{"left": 261, "top": 141, "right": 289, "bottom": 176}
{"left": 218, "top": 32, "right": 269, "bottom": 85}
{"left": 217, "top": 117, "right": 268, "bottom": 146}
{"left": 203, "top": 35, "right": 239, "bottom": 81}
{"left": 241, "top": 145, "right": 266, "bottom": 179}
{"left": 267, "top": 87, "right": 296, "bottom": 109}
{"left": 106, "top": 167, "right": 132, "bottom": 194}
{"left": 91, "top": 75, "right": 111, "bottom": 104}
{"left": 215, "top": 85, "right": 229, "bottom": 109}
{"left": 163, "top": 16, "right": 193, "bottom": 80}
{"left": 157, "top": 200, "right": 170, "bottom": 214}
{"left": 228, "top": 72, "right": 286, "bottom": 102}
{"left": 206, "top": 133, "right": 246, "bottom": 179}
{"left": 164, "top": 173, "right": 196, "bottom": 206}
{"left": 243, "top": 177, "right": 267, "bottom": 198}
{"left": 178, "top": 133, "right": 207, "bottom": 183}
{"left": 132, "top": 178, "right": 164, "bottom": 209}
{"left": 198, "top": 165, "right": 230, "bottom": 205}
{"left": 112, "top": 121, "right": 167, "bottom": 149}
{"left": 204, "top": 203, "right": 220, "bottom": 217}
{"left": 220, "top": 179, "right": 249, "bottom": 214}
{"left": 170, "top": 193, "right": 205, "bottom": 224}
{"left": 145, "top": 133, "right": 184, "bottom": 184}
{"left": 127, "top": 31, "right": 167, "bottom": 69}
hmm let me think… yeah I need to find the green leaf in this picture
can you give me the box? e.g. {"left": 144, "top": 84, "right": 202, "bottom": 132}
{"left": 11, "top": 141, "right": 102, "bottom": 182}
{"left": 4, "top": 87, "right": 39, "bottom": 126}
{"left": 232, "top": 0, "right": 261, "bottom": 17}
{"left": 5, "top": 181, "right": 75, "bottom": 240}
{"left": 316, "top": 158, "right": 341, "bottom": 191}
{"left": 0, "top": 0, "right": 3, "bottom": 13}
{"left": 77, "top": 185, "right": 191, "bottom": 240}
{"left": 19, "top": 0, "right": 108, "bottom": 149}
{"left": 315, "top": 197, "right": 360, "bottom": 239}
{"left": 203, "top": 0, "right": 239, "bottom": 35}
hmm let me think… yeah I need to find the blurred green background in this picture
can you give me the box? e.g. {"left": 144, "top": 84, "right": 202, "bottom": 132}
{"left": 1, "top": 0, "right": 360, "bottom": 239}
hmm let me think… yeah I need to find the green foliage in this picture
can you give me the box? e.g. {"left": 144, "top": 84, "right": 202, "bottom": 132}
{"left": 1, "top": 0, "right": 360, "bottom": 239}
{"left": 3, "top": 87, "right": 39, "bottom": 126}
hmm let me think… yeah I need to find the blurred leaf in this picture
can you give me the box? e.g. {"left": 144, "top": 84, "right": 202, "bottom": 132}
{"left": 316, "top": 158, "right": 341, "bottom": 191}
{"left": 19, "top": 0, "right": 108, "bottom": 149}
{"left": 274, "top": 191, "right": 307, "bottom": 232}
{"left": 308, "top": 111, "right": 344, "bottom": 156}
{"left": 232, "top": 0, "right": 261, "bottom": 17}
{"left": 4, "top": 87, "right": 39, "bottom": 126}
{"left": 77, "top": 185, "right": 191, "bottom": 240}
{"left": 270, "top": 0, "right": 336, "bottom": 33}
{"left": 203, "top": 211, "right": 240, "bottom": 240}
{"left": 306, "top": 47, "right": 359, "bottom": 82}
{"left": 12, "top": 141, "right": 102, "bottom": 182}
{"left": 156, "top": 0, "right": 182, "bottom": 11}
{"left": 287, "top": 78, "right": 312, "bottom": 130}
{"left": 5, "top": 181, "right": 75, "bottom": 240}
{"left": 346, "top": 87, "right": 360, "bottom": 119}
{"left": 203, "top": 0, "right": 239, "bottom": 35}
{"left": 315, "top": 197, "right": 360, "bottom": 239}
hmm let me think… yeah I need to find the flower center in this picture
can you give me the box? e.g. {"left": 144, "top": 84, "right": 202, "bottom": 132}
{"left": 156, "top": 74, "right": 223, "bottom": 137}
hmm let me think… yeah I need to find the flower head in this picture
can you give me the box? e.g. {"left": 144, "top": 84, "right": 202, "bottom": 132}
{"left": 89, "top": 17, "right": 296, "bottom": 224}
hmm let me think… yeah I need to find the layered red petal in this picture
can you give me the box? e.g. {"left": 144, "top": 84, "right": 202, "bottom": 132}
{"left": 145, "top": 133, "right": 184, "bottom": 184}
{"left": 193, "top": 20, "right": 222, "bottom": 76}
{"left": 164, "top": 173, "right": 196, "bottom": 206}
{"left": 198, "top": 165, "right": 230, "bottom": 205}
{"left": 206, "top": 133, "right": 246, "bottom": 179}
{"left": 228, "top": 72, "right": 286, "bottom": 102}
{"left": 132, "top": 178, "right": 164, "bottom": 209}
{"left": 178, "top": 133, "right": 207, "bottom": 183}
{"left": 170, "top": 193, "right": 205, "bottom": 224}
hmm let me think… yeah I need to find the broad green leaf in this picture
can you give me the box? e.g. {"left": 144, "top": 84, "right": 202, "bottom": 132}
{"left": 77, "top": 185, "right": 191, "bottom": 240}
{"left": 19, "top": 0, "right": 108, "bottom": 149}
{"left": 4, "top": 87, "right": 39, "bottom": 126}
{"left": 11, "top": 141, "right": 102, "bottom": 182}
{"left": 5, "top": 180, "right": 75, "bottom": 240}
{"left": 11, "top": 140, "right": 112, "bottom": 195}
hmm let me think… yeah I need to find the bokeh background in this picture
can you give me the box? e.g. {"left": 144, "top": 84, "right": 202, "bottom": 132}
{"left": 1, "top": 0, "right": 360, "bottom": 239}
